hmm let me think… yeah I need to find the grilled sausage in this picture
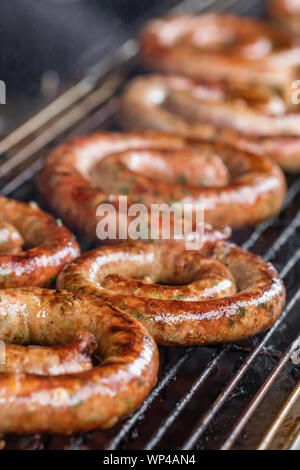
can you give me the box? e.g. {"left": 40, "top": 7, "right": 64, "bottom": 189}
{"left": 269, "top": 0, "right": 300, "bottom": 34}
{"left": 57, "top": 241, "right": 286, "bottom": 346}
{"left": 0, "top": 197, "right": 80, "bottom": 287}
{"left": 0, "top": 332, "right": 97, "bottom": 375}
{"left": 37, "top": 132, "right": 286, "bottom": 236}
{"left": 0, "top": 222, "right": 24, "bottom": 254}
{"left": 0, "top": 288, "right": 158, "bottom": 434}
{"left": 120, "top": 75, "right": 300, "bottom": 173}
{"left": 139, "top": 13, "right": 300, "bottom": 87}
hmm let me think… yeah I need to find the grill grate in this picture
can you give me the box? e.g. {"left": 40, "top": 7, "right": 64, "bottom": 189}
{"left": 0, "top": 0, "right": 299, "bottom": 451}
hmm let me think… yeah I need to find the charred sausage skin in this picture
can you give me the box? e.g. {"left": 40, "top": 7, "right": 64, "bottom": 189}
{"left": 121, "top": 75, "right": 300, "bottom": 173}
{"left": 37, "top": 131, "right": 286, "bottom": 237}
{"left": 140, "top": 14, "right": 300, "bottom": 87}
{"left": 57, "top": 241, "right": 286, "bottom": 346}
{"left": 0, "top": 197, "right": 80, "bottom": 287}
{"left": 0, "top": 288, "right": 158, "bottom": 434}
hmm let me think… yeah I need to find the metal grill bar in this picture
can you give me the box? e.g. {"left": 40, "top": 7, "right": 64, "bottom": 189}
{"left": 280, "top": 248, "right": 300, "bottom": 279}
{"left": 144, "top": 347, "right": 230, "bottom": 450}
{"left": 257, "top": 382, "right": 300, "bottom": 450}
{"left": 242, "top": 178, "right": 300, "bottom": 251}
{"left": 106, "top": 347, "right": 194, "bottom": 450}
{"left": 0, "top": 99, "right": 120, "bottom": 197}
{"left": 0, "top": 40, "right": 137, "bottom": 157}
{"left": 0, "top": 75, "right": 123, "bottom": 180}
{"left": 264, "top": 208, "right": 300, "bottom": 262}
{"left": 181, "top": 289, "right": 300, "bottom": 450}
{"left": 220, "top": 333, "right": 300, "bottom": 450}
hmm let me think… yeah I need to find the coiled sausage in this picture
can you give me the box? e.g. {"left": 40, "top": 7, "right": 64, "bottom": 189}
{"left": 0, "top": 288, "right": 158, "bottom": 434}
{"left": 140, "top": 13, "right": 300, "bottom": 87}
{"left": 37, "top": 132, "right": 286, "bottom": 235}
{"left": 121, "top": 75, "right": 300, "bottom": 173}
{"left": 0, "top": 332, "right": 97, "bottom": 375}
{"left": 0, "top": 197, "right": 80, "bottom": 287}
{"left": 57, "top": 240, "right": 286, "bottom": 346}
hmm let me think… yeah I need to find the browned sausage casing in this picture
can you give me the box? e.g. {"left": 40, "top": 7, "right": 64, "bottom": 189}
{"left": 269, "top": 0, "right": 300, "bottom": 34}
{"left": 0, "top": 288, "right": 158, "bottom": 434}
{"left": 140, "top": 13, "right": 300, "bottom": 87}
{"left": 0, "top": 332, "right": 97, "bottom": 375}
{"left": 0, "top": 197, "right": 80, "bottom": 287}
{"left": 57, "top": 241, "right": 286, "bottom": 346}
{"left": 121, "top": 75, "right": 300, "bottom": 173}
{"left": 37, "top": 132, "right": 286, "bottom": 237}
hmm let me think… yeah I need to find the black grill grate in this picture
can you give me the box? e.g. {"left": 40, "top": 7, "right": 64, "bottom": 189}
{"left": 0, "top": 0, "right": 299, "bottom": 451}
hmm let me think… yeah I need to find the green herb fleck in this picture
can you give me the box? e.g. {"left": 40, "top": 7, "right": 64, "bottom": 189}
{"left": 237, "top": 306, "right": 247, "bottom": 318}
{"left": 259, "top": 303, "right": 268, "bottom": 310}
{"left": 126, "top": 397, "right": 133, "bottom": 413}
{"left": 177, "top": 174, "right": 188, "bottom": 185}
{"left": 174, "top": 294, "right": 184, "bottom": 300}
{"left": 120, "top": 186, "right": 130, "bottom": 195}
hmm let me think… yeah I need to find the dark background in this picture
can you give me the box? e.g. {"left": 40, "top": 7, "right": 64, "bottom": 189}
{"left": 0, "top": 0, "right": 173, "bottom": 94}
{"left": 0, "top": 0, "right": 180, "bottom": 131}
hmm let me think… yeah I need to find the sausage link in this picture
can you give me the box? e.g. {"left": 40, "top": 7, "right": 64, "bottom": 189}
{"left": 0, "top": 332, "right": 97, "bottom": 375}
{"left": 37, "top": 131, "right": 286, "bottom": 236}
{"left": 101, "top": 251, "right": 236, "bottom": 301}
{"left": 57, "top": 241, "right": 286, "bottom": 346}
{"left": 0, "top": 288, "right": 158, "bottom": 433}
{"left": 120, "top": 75, "right": 300, "bottom": 173}
{"left": 0, "top": 197, "right": 80, "bottom": 287}
{"left": 139, "top": 13, "right": 300, "bottom": 87}
{"left": 268, "top": 0, "right": 300, "bottom": 34}
{"left": 0, "top": 222, "right": 24, "bottom": 255}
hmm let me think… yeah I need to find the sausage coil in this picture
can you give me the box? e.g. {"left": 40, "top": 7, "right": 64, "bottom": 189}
{"left": 57, "top": 241, "right": 286, "bottom": 346}
{"left": 121, "top": 75, "right": 300, "bottom": 173}
{"left": 269, "top": 0, "right": 300, "bottom": 34}
{"left": 0, "top": 288, "right": 158, "bottom": 434}
{"left": 37, "top": 132, "right": 286, "bottom": 235}
{"left": 0, "top": 197, "right": 80, "bottom": 287}
{"left": 0, "top": 332, "right": 97, "bottom": 376}
{"left": 140, "top": 13, "right": 300, "bottom": 87}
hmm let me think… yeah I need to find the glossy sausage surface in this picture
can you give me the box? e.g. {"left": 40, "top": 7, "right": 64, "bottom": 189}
{"left": 37, "top": 131, "right": 286, "bottom": 236}
{"left": 0, "top": 197, "right": 80, "bottom": 287}
{"left": 0, "top": 332, "right": 97, "bottom": 375}
{"left": 0, "top": 288, "right": 158, "bottom": 434}
{"left": 140, "top": 13, "right": 300, "bottom": 87}
{"left": 121, "top": 75, "right": 300, "bottom": 173}
{"left": 269, "top": 0, "right": 300, "bottom": 34}
{"left": 0, "top": 222, "right": 24, "bottom": 254}
{"left": 57, "top": 240, "right": 286, "bottom": 346}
